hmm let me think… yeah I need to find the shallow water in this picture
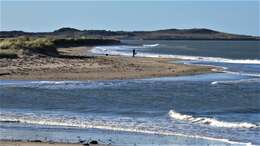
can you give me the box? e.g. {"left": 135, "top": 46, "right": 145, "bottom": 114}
{"left": 121, "top": 40, "right": 260, "bottom": 60}
{"left": 1, "top": 40, "right": 260, "bottom": 145}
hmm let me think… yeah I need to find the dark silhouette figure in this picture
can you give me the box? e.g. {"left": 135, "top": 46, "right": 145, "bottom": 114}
{"left": 133, "top": 49, "right": 137, "bottom": 57}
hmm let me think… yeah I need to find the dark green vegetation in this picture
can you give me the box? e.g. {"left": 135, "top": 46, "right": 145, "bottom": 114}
{"left": 1, "top": 27, "right": 258, "bottom": 58}
{"left": 0, "top": 37, "right": 58, "bottom": 57}
{"left": 1, "top": 27, "right": 259, "bottom": 40}
{"left": 0, "top": 37, "right": 120, "bottom": 58}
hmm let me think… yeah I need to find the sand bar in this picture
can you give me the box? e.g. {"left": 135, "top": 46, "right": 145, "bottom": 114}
{"left": 0, "top": 47, "right": 217, "bottom": 80}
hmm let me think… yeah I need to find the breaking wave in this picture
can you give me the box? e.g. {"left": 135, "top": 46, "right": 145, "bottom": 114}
{"left": 211, "top": 78, "right": 260, "bottom": 85}
{"left": 168, "top": 110, "right": 259, "bottom": 129}
{"left": 143, "top": 44, "right": 160, "bottom": 47}
{"left": 0, "top": 111, "right": 250, "bottom": 145}
{"left": 222, "top": 71, "right": 260, "bottom": 78}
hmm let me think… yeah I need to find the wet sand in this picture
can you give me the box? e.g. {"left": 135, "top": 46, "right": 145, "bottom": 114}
{"left": 0, "top": 46, "right": 217, "bottom": 80}
{"left": 0, "top": 141, "right": 109, "bottom": 146}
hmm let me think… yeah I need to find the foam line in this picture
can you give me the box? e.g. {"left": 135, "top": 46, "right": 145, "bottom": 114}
{"left": 0, "top": 114, "right": 250, "bottom": 146}
{"left": 168, "top": 110, "right": 259, "bottom": 129}
{"left": 91, "top": 45, "right": 260, "bottom": 65}
{"left": 211, "top": 78, "right": 260, "bottom": 85}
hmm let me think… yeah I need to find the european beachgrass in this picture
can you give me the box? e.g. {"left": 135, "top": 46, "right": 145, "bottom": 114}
{"left": 0, "top": 37, "right": 57, "bottom": 58}
{"left": 0, "top": 36, "right": 120, "bottom": 58}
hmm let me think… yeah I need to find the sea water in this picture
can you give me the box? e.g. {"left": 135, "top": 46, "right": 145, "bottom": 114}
{"left": 0, "top": 40, "right": 259, "bottom": 145}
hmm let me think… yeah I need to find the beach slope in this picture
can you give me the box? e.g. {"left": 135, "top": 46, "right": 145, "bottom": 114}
{"left": 0, "top": 47, "right": 215, "bottom": 80}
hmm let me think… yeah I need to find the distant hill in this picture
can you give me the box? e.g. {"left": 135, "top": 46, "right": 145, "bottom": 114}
{"left": 1, "top": 27, "right": 259, "bottom": 40}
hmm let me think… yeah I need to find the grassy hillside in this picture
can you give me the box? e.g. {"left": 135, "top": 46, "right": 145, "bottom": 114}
{"left": 1, "top": 27, "right": 259, "bottom": 40}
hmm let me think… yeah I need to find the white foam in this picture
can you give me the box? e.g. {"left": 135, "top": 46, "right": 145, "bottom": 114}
{"left": 169, "top": 110, "right": 259, "bottom": 129}
{"left": 0, "top": 80, "right": 128, "bottom": 89}
{"left": 0, "top": 113, "right": 249, "bottom": 146}
{"left": 211, "top": 78, "right": 260, "bottom": 85}
{"left": 223, "top": 71, "right": 260, "bottom": 77}
{"left": 143, "top": 44, "right": 160, "bottom": 47}
{"left": 91, "top": 46, "right": 260, "bottom": 65}
{"left": 211, "top": 81, "right": 218, "bottom": 85}
{"left": 138, "top": 53, "right": 260, "bottom": 65}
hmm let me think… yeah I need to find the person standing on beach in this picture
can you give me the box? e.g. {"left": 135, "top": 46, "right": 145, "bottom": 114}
{"left": 133, "top": 49, "right": 137, "bottom": 57}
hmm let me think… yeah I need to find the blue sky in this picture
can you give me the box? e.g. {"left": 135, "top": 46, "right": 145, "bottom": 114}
{"left": 0, "top": 1, "right": 259, "bottom": 36}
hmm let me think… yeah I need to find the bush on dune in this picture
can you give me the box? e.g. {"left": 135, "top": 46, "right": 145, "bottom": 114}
{"left": 53, "top": 38, "right": 120, "bottom": 47}
{"left": 0, "top": 36, "right": 120, "bottom": 58}
{"left": 0, "top": 37, "right": 58, "bottom": 57}
{"left": 0, "top": 49, "right": 18, "bottom": 58}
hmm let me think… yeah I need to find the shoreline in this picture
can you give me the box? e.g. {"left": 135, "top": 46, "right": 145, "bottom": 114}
{"left": 0, "top": 46, "right": 218, "bottom": 81}
{"left": 0, "top": 140, "right": 109, "bottom": 146}
{"left": 0, "top": 128, "right": 248, "bottom": 146}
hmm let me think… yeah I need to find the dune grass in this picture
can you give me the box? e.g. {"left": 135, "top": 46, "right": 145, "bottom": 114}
{"left": 0, "top": 37, "right": 58, "bottom": 57}
{"left": 0, "top": 49, "right": 18, "bottom": 58}
{"left": 0, "top": 36, "right": 120, "bottom": 58}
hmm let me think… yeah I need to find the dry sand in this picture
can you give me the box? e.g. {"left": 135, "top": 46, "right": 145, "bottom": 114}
{"left": 0, "top": 46, "right": 217, "bottom": 80}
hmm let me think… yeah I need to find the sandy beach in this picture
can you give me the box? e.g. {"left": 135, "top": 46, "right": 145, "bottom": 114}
{"left": 0, "top": 46, "right": 223, "bottom": 146}
{"left": 0, "top": 47, "right": 216, "bottom": 80}
{"left": 1, "top": 1, "right": 259, "bottom": 145}
{"left": 0, "top": 141, "right": 109, "bottom": 146}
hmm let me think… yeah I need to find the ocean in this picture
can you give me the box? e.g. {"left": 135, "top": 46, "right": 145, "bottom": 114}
{"left": 0, "top": 40, "right": 260, "bottom": 146}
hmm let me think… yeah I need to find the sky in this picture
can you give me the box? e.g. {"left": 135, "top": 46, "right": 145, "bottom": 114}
{"left": 0, "top": 0, "right": 259, "bottom": 36}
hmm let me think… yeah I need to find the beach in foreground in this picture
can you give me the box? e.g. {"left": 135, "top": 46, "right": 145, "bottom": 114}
{"left": 0, "top": 141, "right": 108, "bottom": 146}
{"left": 0, "top": 47, "right": 215, "bottom": 80}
